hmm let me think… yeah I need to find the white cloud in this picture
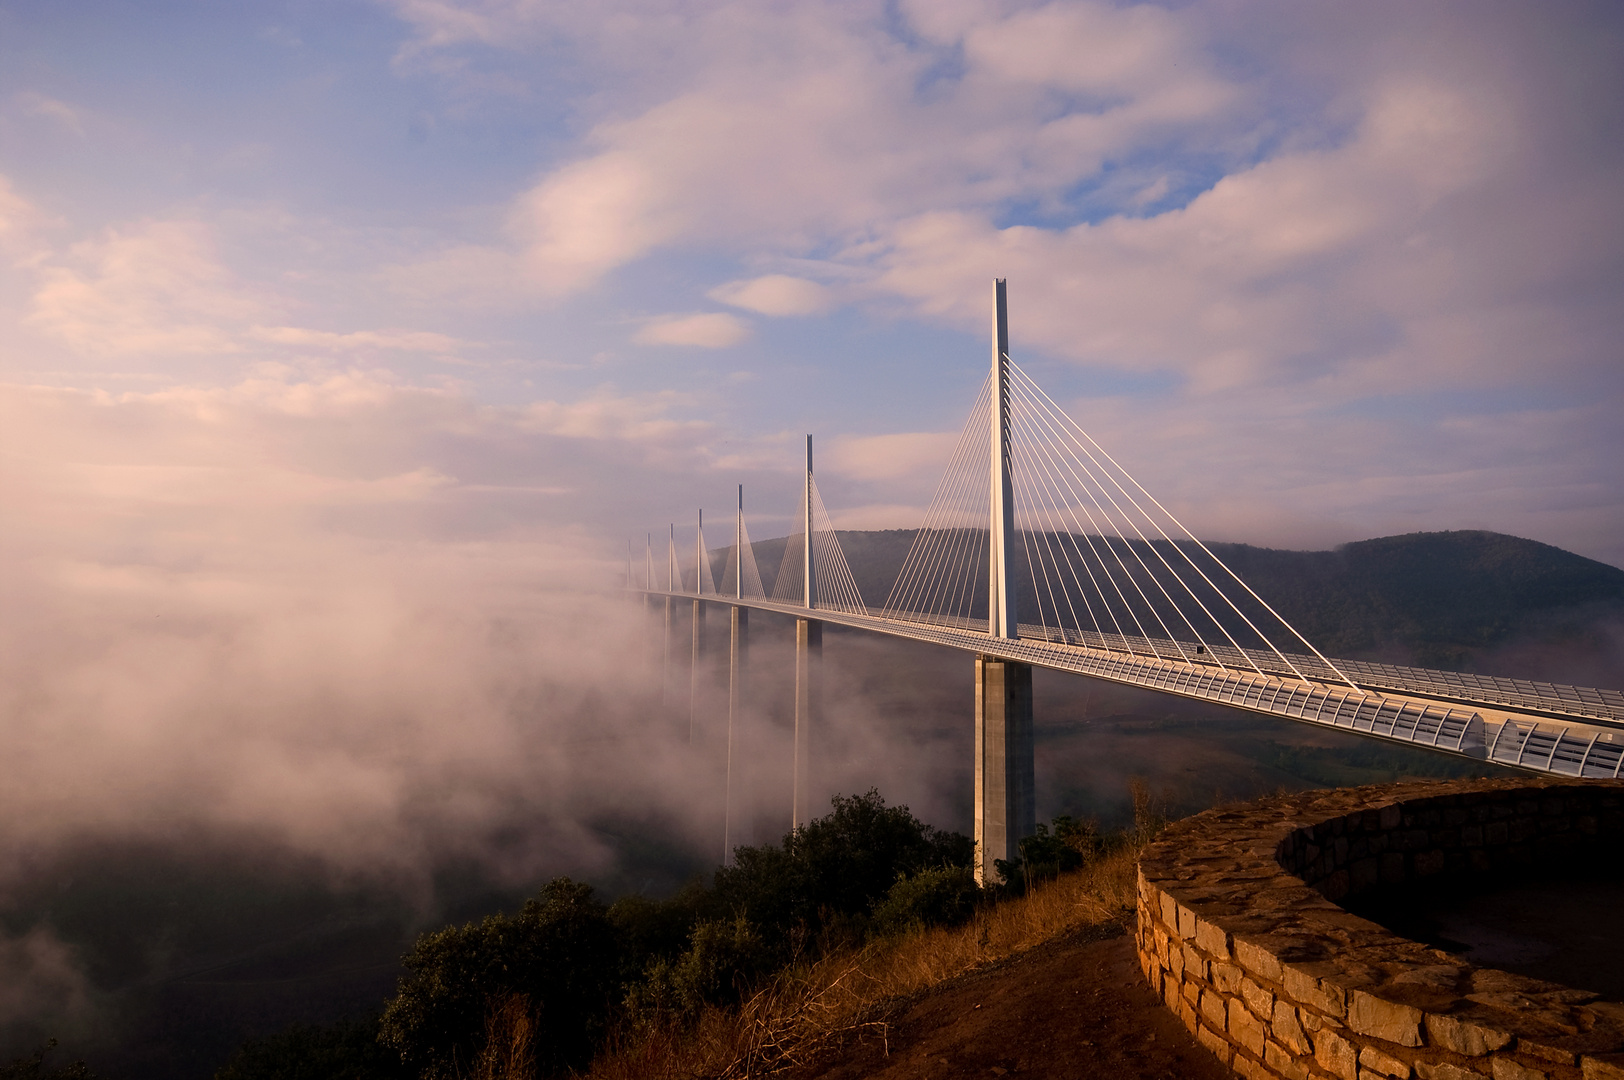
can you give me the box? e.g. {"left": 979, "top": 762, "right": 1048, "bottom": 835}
{"left": 709, "top": 274, "right": 832, "bottom": 316}
{"left": 249, "top": 325, "right": 466, "bottom": 354}
{"left": 827, "top": 431, "right": 960, "bottom": 482}
{"left": 27, "top": 220, "right": 269, "bottom": 358}
{"left": 14, "top": 91, "right": 85, "bottom": 135}
{"left": 632, "top": 311, "right": 750, "bottom": 348}
{"left": 480, "top": 1, "right": 1239, "bottom": 291}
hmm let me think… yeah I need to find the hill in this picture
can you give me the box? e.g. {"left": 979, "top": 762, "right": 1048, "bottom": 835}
{"left": 723, "top": 530, "right": 1624, "bottom": 681}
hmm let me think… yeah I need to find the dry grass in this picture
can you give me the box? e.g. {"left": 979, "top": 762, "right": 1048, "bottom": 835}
{"left": 582, "top": 840, "right": 1146, "bottom": 1080}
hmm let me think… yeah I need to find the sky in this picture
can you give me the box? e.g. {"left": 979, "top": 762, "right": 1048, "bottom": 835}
{"left": 0, "top": 0, "right": 1622, "bottom": 1040}
{"left": 1, "top": 0, "right": 1621, "bottom": 565}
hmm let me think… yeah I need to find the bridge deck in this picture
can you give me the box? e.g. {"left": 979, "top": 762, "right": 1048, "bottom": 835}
{"left": 638, "top": 590, "right": 1624, "bottom": 781}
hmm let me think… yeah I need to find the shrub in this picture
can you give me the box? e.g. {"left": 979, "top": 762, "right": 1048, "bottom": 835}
{"left": 996, "top": 815, "right": 1106, "bottom": 893}
{"left": 630, "top": 915, "right": 771, "bottom": 1018}
{"left": 214, "top": 1018, "right": 405, "bottom": 1080}
{"left": 379, "top": 878, "right": 619, "bottom": 1079}
{"left": 870, "top": 864, "right": 981, "bottom": 936}
{"left": 709, "top": 790, "right": 973, "bottom": 942}
{"left": 0, "top": 1041, "right": 98, "bottom": 1080}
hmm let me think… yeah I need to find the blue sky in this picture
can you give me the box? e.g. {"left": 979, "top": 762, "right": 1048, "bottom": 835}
{"left": 2, "top": 0, "right": 1622, "bottom": 565}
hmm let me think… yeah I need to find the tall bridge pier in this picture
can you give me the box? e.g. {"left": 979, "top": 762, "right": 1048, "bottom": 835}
{"left": 725, "top": 486, "right": 751, "bottom": 862}
{"left": 689, "top": 509, "right": 706, "bottom": 745}
{"left": 976, "top": 277, "right": 1037, "bottom": 883}
{"left": 975, "top": 656, "right": 1034, "bottom": 881}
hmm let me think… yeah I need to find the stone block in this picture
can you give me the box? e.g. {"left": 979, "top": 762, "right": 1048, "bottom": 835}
{"left": 1180, "top": 997, "right": 1198, "bottom": 1032}
{"left": 1286, "top": 965, "right": 1347, "bottom": 1020}
{"left": 1314, "top": 1026, "right": 1359, "bottom": 1080}
{"left": 1359, "top": 1045, "right": 1412, "bottom": 1078}
{"left": 1198, "top": 919, "right": 1232, "bottom": 959}
{"left": 1351, "top": 857, "right": 1380, "bottom": 892}
{"left": 1201, "top": 988, "right": 1228, "bottom": 1030}
{"left": 1184, "top": 979, "right": 1201, "bottom": 1006}
{"left": 1416, "top": 1064, "right": 1488, "bottom": 1080}
{"left": 1424, "top": 1013, "right": 1513, "bottom": 1056}
{"left": 1489, "top": 1059, "right": 1548, "bottom": 1080}
{"left": 1275, "top": 1001, "right": 1315, "bottom": 1055}
{"left": 1381, "top": 852, "right": 1408, "bottom": 883}
{"left": 1521, "top": 1029, "right": 1624, "bottom": 1066}
{"left": 1349, "top": 991, "right": 1424, "bottom": 1047}
{"left": 1232, "top": 1051, "right": 1269, "bottom": 1080}
{"left": 1184, "top": 942, "right": 1207, "bottom": 981}
{"left": 1268, "top": 1038, "right": 1312, "bottom": 1080}
{"left": 1583, "top": 1054, "right": 1624, "bottom": 1079}
{"left": 1160, "top": 890, "right": 1179, "bottom": 930}
{"left": 1242, "top": 975, "right": 1275, "bottom": 1020}
{"left": 1231, "top": 996, "right": 1267, "bottom": 1056}
{"left": 1214, "top": 959, "right": 1244, "bottom": 995}
{"left": 1238, "top": 938, "right": 1285, "bottom": 984}
{"left": 1462, "top": 825, "right": 1483, "bottom": 847}
{"left": 1198, "top": 1022, "right": 1234, "bottom": 1064}
{"left": 1399, "top": 829, "right": 1432, "bottom": 851}
{"left": 1178, "top": 902, "right": 1198, "bottom": 940}
{"left": 1381, "top": 805, "right": 1402, "bottom": 829}
{"left": 1486, "top": 822, "right": 1509, "bottom": 845}
{"left": 1415, "top": 849, "right": 1447, "bottom": 877}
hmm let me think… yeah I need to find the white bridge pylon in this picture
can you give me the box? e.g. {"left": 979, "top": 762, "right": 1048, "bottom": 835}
{"left": 632, "top": 281, "right": 1624, "bottom": 880}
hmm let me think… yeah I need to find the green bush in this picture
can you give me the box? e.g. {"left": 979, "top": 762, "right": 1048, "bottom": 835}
{"left": 631, "top": 915, "right": 771, "bottom": 1017}
{"left": 0, "top": 1041, "right": 98, "bottom": 1080}
{"left": 870, "top": 864, "right": 981, "bottom": 936}
{"left": 995, "top": 815, "right": 1106, "bottom": 893}
{"left": 709, "top": 790, "right": 973, "bottom": 943}
{"left": 214, "top": 1018, "right": 405, "bottom": 1080}
{"left": 378, "top": 877, "right": 619, "bottom": 1079}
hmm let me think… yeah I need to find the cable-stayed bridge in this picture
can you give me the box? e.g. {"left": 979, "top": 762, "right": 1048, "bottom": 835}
{"left": 631, "top": 281, "right": 1624, "bottom": 882}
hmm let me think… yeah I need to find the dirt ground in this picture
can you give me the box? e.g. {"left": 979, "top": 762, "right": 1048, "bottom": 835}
{"left": 786, "top": 920, "right": 1233, "bottom": 1080}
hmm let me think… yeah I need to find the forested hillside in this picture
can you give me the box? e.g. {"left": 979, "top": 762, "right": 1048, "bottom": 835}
{"left": 723, "top": 530, "right": 1624, "bottom": 678}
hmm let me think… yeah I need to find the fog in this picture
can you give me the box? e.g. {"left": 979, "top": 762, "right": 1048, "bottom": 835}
{"left": 0, "top": 376, "right": 985, "bottom": 1067}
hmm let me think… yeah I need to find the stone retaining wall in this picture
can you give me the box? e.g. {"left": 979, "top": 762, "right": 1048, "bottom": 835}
{"left": 1136, "top": 778, "right": 1624, "bottom": 1080}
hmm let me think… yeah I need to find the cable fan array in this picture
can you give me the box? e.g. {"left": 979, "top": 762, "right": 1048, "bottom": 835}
{"left": 721, "top": 512, "right": 767, "bottom": 599}
{"left": 768, "top": 474, "right": 867, "bottom": 614}
{"left": 886, "top": 361, "right": 1358, "bottom": 689}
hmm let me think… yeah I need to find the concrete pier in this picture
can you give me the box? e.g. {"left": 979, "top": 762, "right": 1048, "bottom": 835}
{"left": 793, "top": 617, "right": 822, "bottom": 830}
{"left": 974, "top": 655, "right": 1034, "bottom": 884}
{"left": 689, "top": 599, "right": 705, "bottom": 743}
{"left": 661, "top": 596, "right": 673, "bottom": 713}
{"left": 724, "top": 605, "right": 749, "bottom": 863}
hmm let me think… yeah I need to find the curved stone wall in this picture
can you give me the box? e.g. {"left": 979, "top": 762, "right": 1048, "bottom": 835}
{"left": 1136, "top": 778, "right": 1624, "bottom": 1080}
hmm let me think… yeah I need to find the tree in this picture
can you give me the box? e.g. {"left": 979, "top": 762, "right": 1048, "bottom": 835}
{"left": 378, "top": 878, "right": 619, "bottom": 1079}
{"left": 709, "top": 790, "right": 973, "bottom": 942}
{"left": 214, "top": 1018, "right": 406, "bottom": 1080}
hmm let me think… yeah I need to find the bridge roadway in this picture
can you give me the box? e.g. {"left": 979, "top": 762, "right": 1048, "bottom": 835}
{"left": 640, "top": 589, "right": 1624, "bottom": 781}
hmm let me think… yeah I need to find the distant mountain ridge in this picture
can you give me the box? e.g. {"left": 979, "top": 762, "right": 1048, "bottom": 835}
{"left": 722, "top": 530, "right": 1624, "bottom": 679}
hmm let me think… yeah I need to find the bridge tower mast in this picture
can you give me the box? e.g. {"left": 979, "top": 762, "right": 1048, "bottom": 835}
{"left": 793, "top": 436, "right": 822, "bottom": 830}
{"left": 975, "top": 279, "right": 1036, "bottom": 884}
